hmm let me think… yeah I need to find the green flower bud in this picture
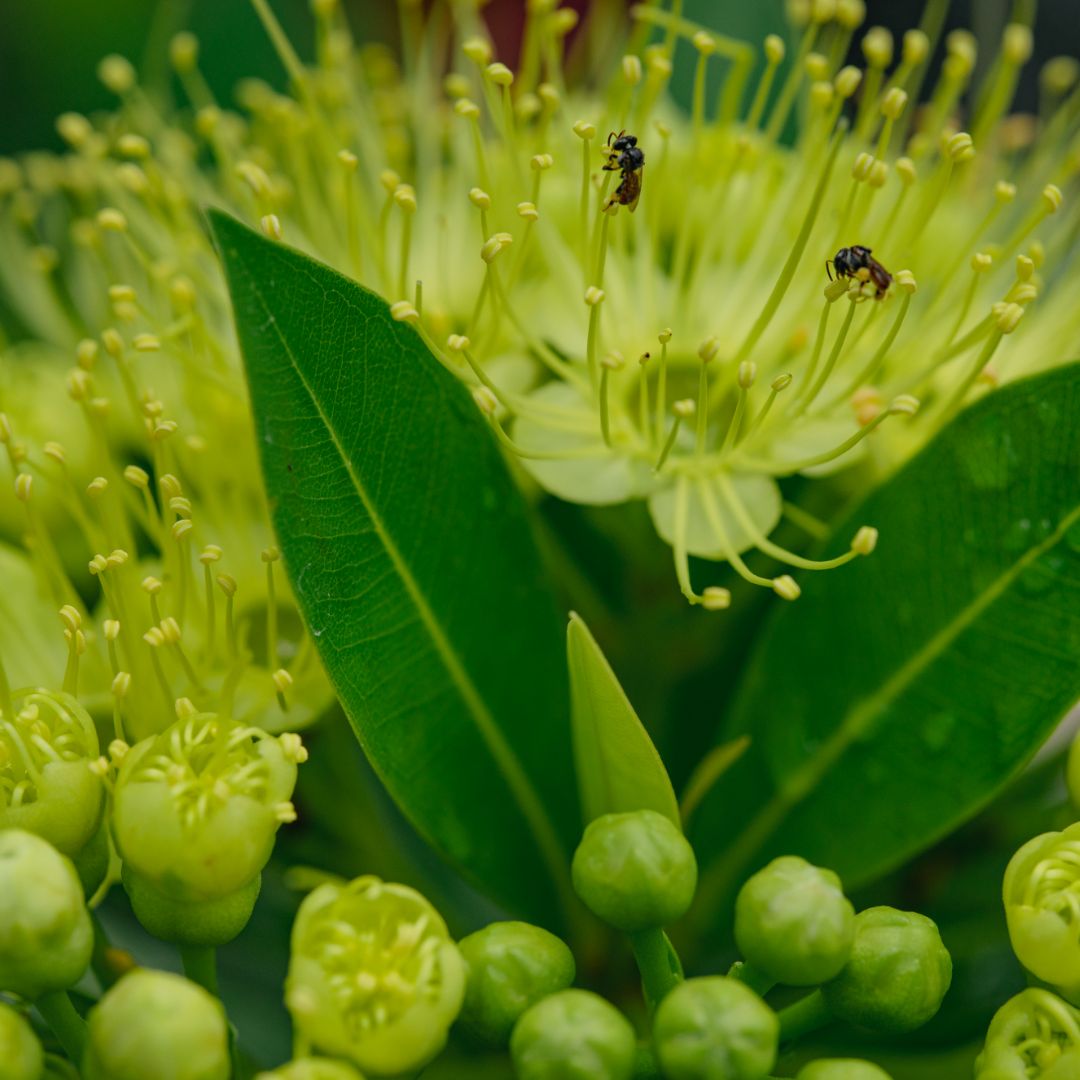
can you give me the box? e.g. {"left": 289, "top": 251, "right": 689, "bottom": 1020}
{"left": 285, "top": 876, "right": 465, "bottom": 1075}
{"left": 0, "top": 829, "right": 92, "bottom": 999}
{"left": 1004, "top": 823, "right": 1080, "bottom": 999}
{"left": 83, "top": 970, "right": 229, "bottom": 1080}
{"left": 571, "top": 810, "right": 697, "bottom": 933}
{"left": 510, "top": 989, "right": 636, "bottom": 1080}
{"left": 0, "top": 1000, "right": 44, "bottom": 1080}
{"left": 735, "top": 856, "right": 855, "bottom": 986}
{"left": 254, "top": 1059, "right": 366, "bottom": 1080}
{"left": 653, "top": 976, "right": 778, "bottom": 1080}
{"left": 797, "top": 1060, "right": 893, "bottom": 1080}
{"left": 458, "top": 920, "right": 575, "bottom": 1045}
{"left": 1, "top": 689, "right": 105, "bottom": 864}
{"left": 821, "top": 907, "right": 951, "bottom": 1033}
{"left": 974, "top": 988, "right": 1080, "bottom": 1079}
{"left": 113, "top": 713, "right": 301, "bottom": 941}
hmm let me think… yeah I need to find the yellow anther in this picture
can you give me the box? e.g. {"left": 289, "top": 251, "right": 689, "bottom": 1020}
{"left": 1008, "top": 282, "right": 1038, "bottom": 305}
{"left": 108, "top": 739, "right": 130, "bottom": 763}
{"left": 472, "top": 386, "right": 498, "bottom": 416}
{"left": 159, "top": 616, "right": 181, "bottom": 644}
{"left": 260, "top": 546, "right": 280, "bottom": 563}
{"left": 485, "top": 62, "right": 514, "bottom": 87}
{"left": 274, "top": 801, "right": 298, "bottom": 824}
{"left": 658, "top": 328, "right": 673, "bottom": 344}
{"left": 280, "top": 733, "right": 309, "bottom": 764}
{"left": 996, "top": 303, "right": 1025, "bottom": 333}
{"left": 462, "top": 36, "right": 492, "bottom": 66}
{"left": 260, "top": 214, "right": 283, "bottom": 240}
{"left": 468, "top": 187, "right": 491, "bottom": 209}
{"left": 99, "top": 55, "right": 136, "bottom": 94}
{"left": 881, "top": 87, "right": 908, "bottom": 121}
{"left": 107, "top": 549, "right": 128, "bottom": 568}
{"left": 199, "top": 545, "right": 223, "bottom": 565}
{"left": 444, "top": 73, "right": 470, "bottom": 101}
{"left": 530, "top": 153, "right": 554, "bottom": 171}
{"left": 74, "top": 340, "right": 99, "bottom": 372}
{"left": 805, "top": 53, "right": 830, "bottom": 82}
{"left": 116, "top": 163, "right": 149, "bottom": 195}
{"left": 601, "top": 351, "right": 625, "bottom": 371}
{"left": 537, "top": 83, "right": 560, "bottom": 110}
{"left": 272, "top": 668, "right": 294, "bottom": 693}
{"left": 836, "top": 0, "right": 865, "bottom": 29}
{"left": 862, "top": 26, "right": 892, "bottom": 66}
{"left": 111, "top": 670, "right": 131, "bottom": 701}
{"left": 515, "top": 93, "right": 541, "bottom": 123}
{"left": 1042, "top": 56, "right": 1080, "bottom": 96}
{"left": 97, "top": 208, "right": 128, "bottom": 233}
{"left": 102, "top": 328, "right": 125, "bottom": 357}
{"left": 701, "top": 587, "right": 731, "bottom": 612}
{"left": 698, "top": 337, "right": 720, "bottom": 364}
{"left": 851, "top": 152, "right": 874, "bottom": 181}
{"left": 647, "top": 52, "right": 672, "bottom": 78}
{"left": 834, "top": 66, "right": 862, "bottom": 99}
{"left": 1003, "top": 23, "right": 1033, "bottom": 65}
{"left": 59, "top": 605, "right": 82, "bottom": 633}
{"left": 978, "top": 363, "right": 1001, "bottom": 388}
{"left": 171, "top": 518, "right": 192, "bottom": 540}
{"left": 117, "top": 133, "right": 150, "bottom": 160}
{"left": 1043, "top": 184, "right": 1064, "bottom": 213}
{"left": 194, "top": 106, "right": 221, "bottom": 137}
{"left": 14, "top": 474, "right": 32, "bottom": 502}
{"left": 38, "top": 442, "right": 64, "bottom": 467}
{"left": 772, "top": 373, "right": 794, "bottom": 391}
{"left": 169, "top": 496, "right": 192, "bottom": 517}
{"left": 809, "top": 82, "right": 834, "bottom": 109}
{"left": 896, "top": 157, "right": 917, "bottom": 186}
{"left": 89, "top": 554, "right": 109, "bottom": 576}
{"left": 56, "top": 112, "right": 92, "bottom": 148}
{"left": 216, "top": 573, "right": 238, "bottom": 598}
{"left": 153, "top": 419, "right": 178, "bottom": 440}
{"left": 390, "top": 301, "right": 419, "bottom": 323}
{"left": 765, "top": 34, "right": 786, "bottom": 64}
{"left": 393, "top": 184, "right": 417, "bottom": 212}
{"left": 123, "top": 465, "right": 150, "bottom": 490}
{"left": 992, "top": 180, "right": 1017, "bottom": 205}
{"left": 573, "top": 120, "right": 596, "bottom": 141}
{"left": 890, "top": 394, "right": 920, "bottom": 416}
{"left": 517, "top": 202, "right": 539, "bottom": 221}
{"left": 851, "top": 526, "right": 878, "bottom": 556}
{"left": 894, "top": 269, "right": 917, "bottom": 293}
{"left": 825, "top": 278, "right": 851, "bottom": 302}
{"left": 171, "top": 277, "right": 197, "bottom": 310}
{"left": 692, "top": 32, "right": 716, "bottom": 56}
{"left": 1028, "top": 240, "right": 1045, "bottom": 268}
{"left": 738, "top": 361, "right": 757, "bottom": 389}
{"left": 480, "top": 236, "right": 510, "bottom": 263}
{"left": 133, "top": 334, "right": 160, "bottom": 352}
{"left": 1016, "top": 255, "right": 1035, "bottom": 282}
{"left": 868, "top": 160, "right": 889, "bottom": 188}
{"left": 673, "top": 399, "right": 696, "bottom": 419}
{"left": 944, "top": 29, "right": 977, "bottom": 75}
{"left": 169, "top": 31, "right": 199, "bottom": 72}
{"left": 89, "top": 757, "right": 111, "bottom": 779}
{"left": 160, "top": 474, "right": 182, "bottom": 499}
{"left": 87, "top": 477, "right": 108, "bottom": 497}
{"left": 622, "top": 54, "right": 644, "bottom": 85}
{"left": 810, "top": 0, "right": 835, "bottom": 23}
{"left": 175, "top": 697, "right": 198, "bottom": 720}
{"left": 968, "top": 253, "right": 992, "bottom": 274}
{"left": 852, "top": 387, "right": 883, "bottom": 425}
{"left": 143, "top": 626, "right": 165, "bottom": 647}
{"left": 773, "top": 576, "right": 801, "bottom": 601}
{"left": 237, "top": 161, "right": 272, "bottom": 198}
{"left": 454, "top": 98, "right": 481, "bottom": 120}
{"left": 902, "top": 29, "right": 929, "bottom": 65}
{"left": 946, "top": 132, "right": 975, "bottom": 162}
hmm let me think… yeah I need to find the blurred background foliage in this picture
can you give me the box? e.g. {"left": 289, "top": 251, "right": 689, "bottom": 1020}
{"left": 5, "top": 2, "right": 1080, "bottom": 1077}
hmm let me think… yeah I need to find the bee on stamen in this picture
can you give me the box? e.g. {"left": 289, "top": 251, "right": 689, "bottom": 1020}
{"left": 602, "top": 130, "right": 645, "bottom": 213}
{"left": 826, "top": 245, "right": 893, "bottom": 297}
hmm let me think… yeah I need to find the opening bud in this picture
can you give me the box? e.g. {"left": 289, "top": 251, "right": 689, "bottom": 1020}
{"left": 974, "top": 988, "right": 1080, "bottom": 1079}
{"left": 0, "top": 1001, "right": 44, "bottom": 1080}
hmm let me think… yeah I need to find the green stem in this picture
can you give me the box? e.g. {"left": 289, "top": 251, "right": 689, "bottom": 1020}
{"left": 777, "top": 989, "right": 833, "bottom": 1043}
{"left": 629, "top": 928, "right": 683, "bottom": 1012}
{"left": 727, "top": 959, "right": 775, "bottom": 998}
{"left": 37, "top": 990, "right": 88, "bottom": 1063}
{"left": 180, "top": 944, "right": 220, "bottom": 997}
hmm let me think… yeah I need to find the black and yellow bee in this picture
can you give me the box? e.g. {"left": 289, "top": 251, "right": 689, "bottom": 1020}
{"left": 826, "top": 245, "right": 893, "bottom": 297}
{"left": 602, "top": 130, "right": 645, "bottom": 212}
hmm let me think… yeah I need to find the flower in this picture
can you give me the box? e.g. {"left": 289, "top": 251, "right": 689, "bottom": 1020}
{"left": 254, "top": 1060, "right": 367, "bottom": 1080}
{"left": 796, "top": 1062, "right": 892, "bottom": 1080}
{"left": 0, "top": 2, "right": 1074, "bottom": 606}
{"left": 975, "top": 988, "right": 1080, "bottom": 1079}
{"left": 285, "top": 875, "right": 466, "bottom": 1075}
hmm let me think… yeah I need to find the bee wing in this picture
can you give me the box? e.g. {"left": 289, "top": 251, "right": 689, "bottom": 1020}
{"left": 628, "top": 167, "right": 643, "bottom": 213}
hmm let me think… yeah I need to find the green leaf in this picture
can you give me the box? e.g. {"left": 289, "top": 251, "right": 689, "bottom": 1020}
{"left": 690, "top": 364, "right": 1080, "bottom": 919}
{"left": 567, "top": 612, "right": 679, "bottom": 827}
{"left": 208, "top": 211, "right": 578, "bottom": 924}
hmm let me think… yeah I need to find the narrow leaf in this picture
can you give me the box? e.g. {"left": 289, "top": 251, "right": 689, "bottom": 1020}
{"left": 568, "top": 612, "right": 680, "bottom": 827}
{"left": 209, "top": 211, "right": 578, "bottom": 923}
{"left": 691, "top": 364, "right": 1080, "bottom": 917}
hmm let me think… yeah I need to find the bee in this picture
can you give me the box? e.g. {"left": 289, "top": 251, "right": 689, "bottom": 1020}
{"left": 826, "top": 245, "right": 893, "bottom": 297}
{"left": 602, "top": 130, "right": 645, "bottom": 212}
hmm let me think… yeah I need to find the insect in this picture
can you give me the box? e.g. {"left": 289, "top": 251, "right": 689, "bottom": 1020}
{"left": 602, "top": 130, "right": 645, "bottom": 212}
{"left": 826, "top": 245, "right": 893, "bottom": 297}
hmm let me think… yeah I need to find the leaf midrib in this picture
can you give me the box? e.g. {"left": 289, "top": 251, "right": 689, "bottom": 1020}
{"left": 231, "top": 243, "right": 570, "bottom": 896}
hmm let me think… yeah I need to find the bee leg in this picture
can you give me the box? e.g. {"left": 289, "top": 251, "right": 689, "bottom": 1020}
{"left": 825, "top": 260, "right": 834, "bottom": 281}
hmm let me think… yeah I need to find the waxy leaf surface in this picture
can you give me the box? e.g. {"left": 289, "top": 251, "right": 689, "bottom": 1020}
{"left": 691, "top": 364, "right": 1080, "bottom": 918}
{"left": 567, "top": 612, "right": 680, "bottom": 828}
{"left": 210, "top": 212, "right": 577, "bottom": 923}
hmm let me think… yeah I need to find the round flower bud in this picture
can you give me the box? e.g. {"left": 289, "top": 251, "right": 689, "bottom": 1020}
{"left": 974, "top": 988, "right": 1080, "bottom": 1079}
{"left": 510, "top": 989, "right": 635, "bottom": 1080}
{"left": 0, "top": 829, "right": 92, "bottom": 999}
{"left": 113, "top": 713, "right": 300, "bottom": 942}
{"left": 254, "top": 1059, "right": 366, "bottom": 1080}
{"left": 821, "top": 907, "right": 951, "bottom": 1032}
{"left": 1004, "top": 822, "right": 1080, "bottom": 998}
{"left": 285, "top": 876, "right": 465, "bottom": 1075}
{"left": 571, "top": 810, "right": 697, "bottom": 933}
{"left": 458, "top": 921, "right": 575, "bottom": 1045}
{"left": 654, "top": 976, "right": 778, "bottom": 1080}
{"left": 0, "top": 1000, "right": 44, "bottom": 1080}
{"left": 797, "top": 1061, "right": 893, "bottom": 1080}
{"left": 734, "top": 856, "right": 855, "bottom": 986}
{"left": 83, "top": 970, "right": 229, "bottom": 1080}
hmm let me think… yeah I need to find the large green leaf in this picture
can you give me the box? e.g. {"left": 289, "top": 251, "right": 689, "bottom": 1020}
{"left": 690, "top": 364, "right": 1080, "bottom": 921}
{"left": 209, "top": 211, "right": 578, "bottom": 924}
{"left": 567, "top": 612, "right": 680, "bottom": 828}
